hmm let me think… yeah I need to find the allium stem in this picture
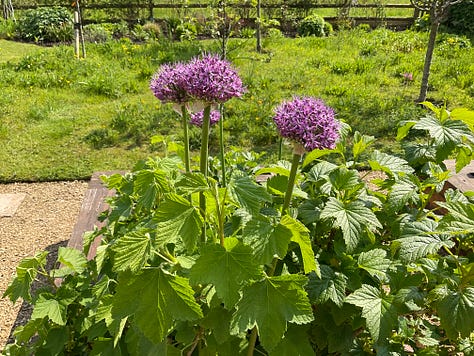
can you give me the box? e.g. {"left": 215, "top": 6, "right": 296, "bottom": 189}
{"left": 278, "top": 137, "right": 283, "bottom": 161}
{"left": 181, "top": 105, "right": 191, "bottom": 173}
{"left": 199, "top": 105, "right": 212, "bottom": 242}
{"left": 247, "top": 326, "right": 258, "bottom": 356}
{"left": 219, "top": 104, "right": 226, "bottom": 187}
{"left": 282, "top": 153, "right": 301, "bottom": 215}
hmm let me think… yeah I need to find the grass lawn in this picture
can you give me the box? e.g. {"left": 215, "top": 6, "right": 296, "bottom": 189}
{"left": 0, "top": 28, "right": 473, "bottom": 182}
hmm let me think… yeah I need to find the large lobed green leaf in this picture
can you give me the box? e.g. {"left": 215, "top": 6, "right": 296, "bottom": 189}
{"left": 437, "top": 200, "right": 474, "bottom": 236}
{"left": 3, "top": 251, "right": 48, "bottom": 303}
{"left": 306, "top": 265, "right": 348, "bottom": 307}
{"left": 112, "top": 268, "right": 203, "bottom": 344}
{"left": 230, "top": 274, "right": 313, "bottom": 352}
{"left": 189, "top": 238, "right": 264, "bottom": 308}
{"left": 153, "top": 193, "right": 203, "bottom": 252}
{"left": 358, "top": 249, "right": 391, "bottom": 281}
{"left": 242, "top": 214, "right": 292, "bottom": 265}
{"left": 396, "top": 218, "right": 454, "bottom": 262}
{"left": 369, "top": 151, "right": 414, "bottom": 176}
{"left": 31, "top": 295, "right": 67, "bottom": 326}
{"left": 320, "top": 197, "right": 382, "bottom": 252}
{"left": 228, "top": 175, "right": 272, "bottom": 214}
{"left": 282, "top": 215, "right": 318, "bottom": 275}
{"left": 111, "top": 227, "right": 152, "bottom": 272}
{"left": 133, "top": 169, "right": 170, "bottom": 211}
{"left": 436, "top": 287, "right": 474, "bottom": 340}
{"left": 345, "top": 284, "right": 398, "bottom": 343}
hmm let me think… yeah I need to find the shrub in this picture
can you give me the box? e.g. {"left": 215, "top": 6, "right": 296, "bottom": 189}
{"left": 16, "top": 7, "right": 73, "bottom": 43}
{"left": 444, "top": 0, "right": 474, "bottom": 35}
{"left": 176, "top": 20, "right": 198, "bottom": 41}
{"left": 142, "top": 22, "right": 161, "bottom": 40}
{"left": 323, "top": 21, "right": 334, "bottom": 36}
{"left": 83, "top": 24, "right": 112, "bottom": 43}
{"left": 240, "top": 27, "right": 255, "bottom": 38}
{"left": 298, "top": 14, "right": 327, "bottom": 37}
{"left": 413, "top": 13, "right": 431, "bottom": 32}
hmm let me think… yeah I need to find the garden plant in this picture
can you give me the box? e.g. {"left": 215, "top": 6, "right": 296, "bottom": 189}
{"left": 3, "top": 50, "right": 474, "bottom": 355}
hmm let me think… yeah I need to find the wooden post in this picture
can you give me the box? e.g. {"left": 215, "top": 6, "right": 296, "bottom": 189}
{"left": 76, "top": 0, "right": 86, "bottom": 58}
{"left": 74, "top": 11, "right": 80, "bottom": 58}
{"left": 256, "top": 0, "right": 262, "bottom": 53}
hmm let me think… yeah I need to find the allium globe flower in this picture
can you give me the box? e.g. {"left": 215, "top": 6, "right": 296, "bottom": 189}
{"left": 150, "top": 62, "right": 191, "bottom": 104}
{"left": 185, "top": 54, "right": 245, "bottom": 104}
{"left": 189, "top": 110, "right": 221, "bottom": 127}
{"left": 273, "top": 97, "right": 339, "bottom": 152}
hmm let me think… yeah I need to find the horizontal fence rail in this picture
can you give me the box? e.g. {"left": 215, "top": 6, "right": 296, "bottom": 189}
{"left": 12, "top": 2, "right": 418, "bottom": 30}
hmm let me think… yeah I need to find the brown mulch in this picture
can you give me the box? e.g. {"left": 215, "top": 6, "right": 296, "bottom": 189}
{"left": 0, "top": 181, "right": 88, "bottom": 351}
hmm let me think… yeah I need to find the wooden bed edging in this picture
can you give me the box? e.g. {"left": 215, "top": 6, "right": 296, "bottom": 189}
{"left": 67, "top": 171, "right": 123, "bottom": 260}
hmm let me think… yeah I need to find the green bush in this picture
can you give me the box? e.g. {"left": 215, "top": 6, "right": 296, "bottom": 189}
{"left": 142, "top": 22, "right": 161, "bottom": 40}
{"left": 83, "top": 24, "right": 112, "bottom": 43}
{"left": 16, "top": 7, "right": 73, "bottom": 43}
{"left": 413, "top": 13, "right": 431, "bottom": 32}
{"left": 444, "top": 0, "right": 474, "bottom": 35}
{"left": 298, "top": 14, "right": 327, "bottom": 37}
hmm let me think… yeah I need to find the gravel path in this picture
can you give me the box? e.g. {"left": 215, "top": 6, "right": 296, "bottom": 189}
{"left": 0, "top": 181, "right": 88, "bottom": 350}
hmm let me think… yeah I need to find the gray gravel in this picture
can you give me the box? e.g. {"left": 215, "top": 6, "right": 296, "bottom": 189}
{"left": 0, "top": 181, "right": 88, "bottom": 350}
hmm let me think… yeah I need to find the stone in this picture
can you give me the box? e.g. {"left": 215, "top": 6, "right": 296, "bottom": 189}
{"left": 0, "top": 194, "right": 26, "bottom": 217}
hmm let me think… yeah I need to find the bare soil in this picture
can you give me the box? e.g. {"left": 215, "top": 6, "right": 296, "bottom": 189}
{"left": 0, "top": 181, "right": 88, "bottom": 351}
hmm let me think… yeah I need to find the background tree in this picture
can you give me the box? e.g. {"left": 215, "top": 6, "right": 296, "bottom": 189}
{"left": 2, "top": 0, "right": 14, "bottom": 20}
{"left": 412, "top": 0, "right": 465, "bottom": 102}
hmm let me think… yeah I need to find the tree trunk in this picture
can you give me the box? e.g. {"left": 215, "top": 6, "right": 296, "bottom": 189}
{"left": 2, "top": 0, "right": 14, "bottom": 20}
{"left": 417, "top": 15, "right": 440, "bottom": 102}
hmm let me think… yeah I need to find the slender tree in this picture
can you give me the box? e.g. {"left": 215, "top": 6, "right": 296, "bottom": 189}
{"left": 412, "top": 0, "right": 465, "bottom": 102}
{"left": 2, "top": 0, "right": 15, "bottom": 20}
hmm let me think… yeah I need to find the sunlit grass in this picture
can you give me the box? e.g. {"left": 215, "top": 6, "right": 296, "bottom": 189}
{"left": 0, "top": 29, "right": 472, "bottom": 182}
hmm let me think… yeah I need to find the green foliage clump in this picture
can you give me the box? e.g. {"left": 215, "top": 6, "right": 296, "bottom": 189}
{"left": 413, "top": 13, "right": 431, "bottom": 32}
{"left": 83, "top": 24, "right": 112, "bottom": 43}
{"left": 0, "top": 18, "right": 16, "bottom": 40}
{"left": 3, "top": 104, "right": 474, "bottom": 355}
{"left": 141, "top": 22, "right": 162, "bottom": 40}
{"left": 298, "top": 14, "right": 327, "bottom": 37}
{"left": 444, "top": 0, "right": 474, "bottom": 35}
{"left": 16, "top": 7, "right": 73, "bottom": 43}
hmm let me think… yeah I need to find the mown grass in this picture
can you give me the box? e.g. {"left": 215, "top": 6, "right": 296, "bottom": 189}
{"left": 0, "top": 27, "right": 473, "bottom": 182}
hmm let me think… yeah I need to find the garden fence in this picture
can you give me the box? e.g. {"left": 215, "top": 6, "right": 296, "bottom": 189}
{"left": 12, "top": 1, "right": 419, "bottom": 30}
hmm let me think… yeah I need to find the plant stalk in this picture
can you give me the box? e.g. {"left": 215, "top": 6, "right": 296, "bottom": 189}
{"left": 219, "top": 104, "right": 227, "bottom": 186}
{"left": 199, "top": 105, "right": 212, "bottom": 242}
{"left": 181, "top": 104, "right": 191, "bottom": 173}
{"left": 249, "top": 153, "right": 301, "bottom": 354}
{"left": 282, "top": 153, "right": 302, "bottom": 215}
{"left": 247, "top": 326, "right": 258, "bottom": 356}
{"left": 278, "top": 137, "right": 283, "bottom": 161}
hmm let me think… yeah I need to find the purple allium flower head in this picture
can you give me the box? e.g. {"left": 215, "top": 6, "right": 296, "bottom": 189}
{"left": 273, "top": 97, "right": 340, "bottom": 152}
{"left": 185, "top": 54, "right": 245, "bottom": 104}
{"left": 150, "top": 62, "right": 191, "bottom": 104}
{"left": 189, "top": 110, "right": 221, "bottom": 127}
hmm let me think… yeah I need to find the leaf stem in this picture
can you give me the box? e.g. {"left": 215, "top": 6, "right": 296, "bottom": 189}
{"left": 181, "top": 105, "right": 191, "bottom": 173}
{"left": 282, "top": 153, "right": 302, "bottom": 215}
{"left": 199, "top": 105, "right": 212, "bottom": 243}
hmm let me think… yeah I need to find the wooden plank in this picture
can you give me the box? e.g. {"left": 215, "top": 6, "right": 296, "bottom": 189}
{"left": 444, "top": 159, "right": 474, "bottom": 193}
{"left": 67, "top": 171, "right": 123, "bottom": 259}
